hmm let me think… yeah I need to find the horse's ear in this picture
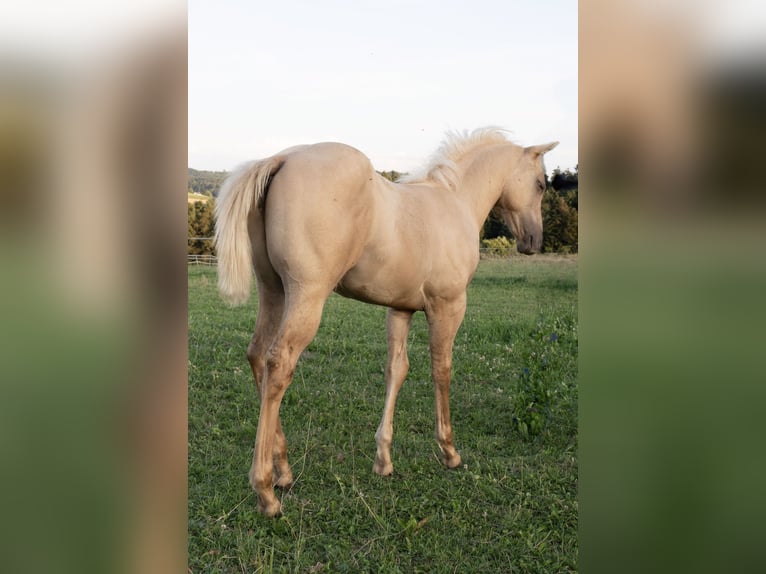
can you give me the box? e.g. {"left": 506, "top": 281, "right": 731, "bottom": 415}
{"left": 525, "top": 141, "right": 559, "bottom": 156}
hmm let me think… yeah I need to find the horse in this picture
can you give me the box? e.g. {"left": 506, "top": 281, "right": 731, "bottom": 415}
{"left": 214, "top": 128, "right": 558, "bottom": 516}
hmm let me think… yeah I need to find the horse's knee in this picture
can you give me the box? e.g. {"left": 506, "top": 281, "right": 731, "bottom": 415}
{"left": 387, "top": 353, "right": 409, "bottom": 383}
{"left": 432, "top": 361, "right": 452, "bottom": 383}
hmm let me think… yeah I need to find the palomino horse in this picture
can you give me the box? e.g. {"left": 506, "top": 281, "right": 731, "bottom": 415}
{"left": 215, "top": 128, "right": 558, "bottom": 516}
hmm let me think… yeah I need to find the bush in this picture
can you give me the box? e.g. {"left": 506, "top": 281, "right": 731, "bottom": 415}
{"left": 481, "top": 236, "right": 515, "bottom": 257}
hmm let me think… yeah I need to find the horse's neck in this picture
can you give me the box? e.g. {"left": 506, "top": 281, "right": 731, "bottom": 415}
{"left": 457, "top": 146, "right": 513, "bottom": 229}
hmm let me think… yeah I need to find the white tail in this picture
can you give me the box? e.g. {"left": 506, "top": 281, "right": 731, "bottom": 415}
{"left": 214, "top": 157, "right": 282, "bottom": 305}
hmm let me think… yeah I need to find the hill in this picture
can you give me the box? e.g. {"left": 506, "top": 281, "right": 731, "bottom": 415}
{"left": 188, "top": 168, "right": 228, "bottom": 197}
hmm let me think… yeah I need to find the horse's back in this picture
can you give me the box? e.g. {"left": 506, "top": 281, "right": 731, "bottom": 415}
{"left": 274, "top": 142, "right": 373, "bottom": 185}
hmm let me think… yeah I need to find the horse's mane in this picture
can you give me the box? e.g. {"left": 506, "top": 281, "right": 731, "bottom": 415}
{"left": 401, "top": 127, "right": 511, "bottom": 191}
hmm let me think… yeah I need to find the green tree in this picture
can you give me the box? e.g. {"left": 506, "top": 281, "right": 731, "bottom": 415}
{"left": 188, "top": 168, "right": 228, "bottom": 197}
{"left": 542, "top": 189, "right": 578, "bottom": 253}
{"left": 481, "top": 210, "right": 512, "bottom": 240}
{"left": 188, "top": 199, "right": 216, "bottom": 255}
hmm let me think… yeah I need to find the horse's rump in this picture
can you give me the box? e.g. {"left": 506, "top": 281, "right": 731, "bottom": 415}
{"left": 215, "top": 143, "right": 378, "bottom": 305}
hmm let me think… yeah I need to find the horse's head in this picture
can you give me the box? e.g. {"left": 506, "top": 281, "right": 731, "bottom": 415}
{"left": 495, "top": 141, "right": 559, "bottom": 254}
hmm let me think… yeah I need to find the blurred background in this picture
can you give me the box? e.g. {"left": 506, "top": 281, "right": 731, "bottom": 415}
{"left": 0, "top": 2, "right": 186, "bottom": 573}
{"left": 0, "top": 0, "right": 764, "bottom": 572}
{"left": 580, "top": 1, "right": 766, "bottom": 573}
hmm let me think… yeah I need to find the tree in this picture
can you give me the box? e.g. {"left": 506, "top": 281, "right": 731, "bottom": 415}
{"left": 188, "top": 168, "right": 228, "bottom": 197}
{"left": 187, "top": 199, "right": 216, "bottom": 255}
{"left": 551, "top": 165, "right": 578, "bottom": 208}
{"left": 481, "top": 210, "right": 511, "bottom": 240}
{"left": 542, "top": 188, "right": 578, "bottom": 253}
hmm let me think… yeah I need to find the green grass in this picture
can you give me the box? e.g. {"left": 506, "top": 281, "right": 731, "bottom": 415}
{"left": 189, "top": 257, "right": 578, "bottom": 573}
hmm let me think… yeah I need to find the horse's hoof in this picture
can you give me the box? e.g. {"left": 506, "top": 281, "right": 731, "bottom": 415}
{"left": 442, "top": 451, "right": 462, "bottom": 469}
{"left": 258, "top": 497, "right": 282, "bottom": 517}
{"left": 373, "top": 460, "right": 394, "bottom": 476}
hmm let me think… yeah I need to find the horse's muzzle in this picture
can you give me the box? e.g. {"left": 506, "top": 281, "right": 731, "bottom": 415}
{"left": 517, "top": 234, "right": 541, "bottom": 255}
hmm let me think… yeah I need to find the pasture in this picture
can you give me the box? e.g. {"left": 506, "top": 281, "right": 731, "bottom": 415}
{"left": 188, "top": 257, "right": 578, "bottom": 573}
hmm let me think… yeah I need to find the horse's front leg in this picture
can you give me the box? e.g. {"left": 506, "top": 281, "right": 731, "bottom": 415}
{"left": 425, "top": 294, "right": 467, "bottom": 469}
{"left": 374, "top": 308, "right": 414, "bottom": 476}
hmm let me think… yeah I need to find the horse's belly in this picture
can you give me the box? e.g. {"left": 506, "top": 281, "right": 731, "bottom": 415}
{"left": 334, "top": 267, "right": 425, "bottom": 310}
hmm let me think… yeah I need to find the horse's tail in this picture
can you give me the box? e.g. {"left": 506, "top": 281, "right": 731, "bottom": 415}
{"left": 214, "top": 156, "right": 283, "bottom": 306}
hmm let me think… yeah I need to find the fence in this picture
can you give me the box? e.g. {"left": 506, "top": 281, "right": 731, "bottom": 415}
{"left": 188, "top": 249, "right": 520, "bottom": 266}
{"left": 188, "top": 236, "right": 215, "bottom": 265}
{"left": 189, "top": 236, "right": 537, "bottom": 265}
{"left": 188, "top": 253, "right": 217, "bottom": 265}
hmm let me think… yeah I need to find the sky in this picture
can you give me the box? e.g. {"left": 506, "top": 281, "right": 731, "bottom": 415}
{"left": 189, "top": 0, "right": 578, "bottom": 174}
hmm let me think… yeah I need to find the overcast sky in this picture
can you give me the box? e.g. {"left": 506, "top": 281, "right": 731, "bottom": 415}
{"left": 189, "top": 0, "right": 578, "bottom": 173}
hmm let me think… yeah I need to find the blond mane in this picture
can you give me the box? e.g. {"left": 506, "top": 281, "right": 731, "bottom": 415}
{"left": 401, "top": 127, "right": 511, "bottom": 190}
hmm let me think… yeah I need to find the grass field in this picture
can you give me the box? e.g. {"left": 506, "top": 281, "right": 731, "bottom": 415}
{"left": 188, "top": 257, "right": 578, "bottom": 573}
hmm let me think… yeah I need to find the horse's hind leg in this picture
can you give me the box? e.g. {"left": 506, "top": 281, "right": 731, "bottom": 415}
{"left": 426, "top": 295, "right": 467, "bottom": 469}
{"left": 374, "top": 308, "right": 414, "bottom": 476}
{"left": 246, "top": 284, "right": 293, "bottom": 489}
{"left": 250, "top": 288, "right": 327, "bottom": 517}
{"left": 248, "top": 211, "right": 295, "bottom": 490}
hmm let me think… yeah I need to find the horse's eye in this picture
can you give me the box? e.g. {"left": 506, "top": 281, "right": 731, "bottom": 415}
{"left": 537, "top": 179, "right": 545, "bottom": 192}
